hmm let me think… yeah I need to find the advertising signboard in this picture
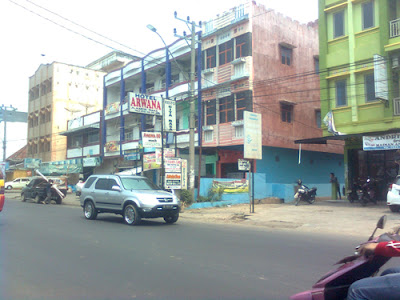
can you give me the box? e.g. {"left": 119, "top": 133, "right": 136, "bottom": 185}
{"left": 128, "top": 93, "right": 162, "bottom": 116}
{"left": 143, "top": 153, "right": 161, "bottom": 171}
{"left": 238, "top": 159, "right": 250, "bottom": 171}
{"left": 142, "top": 132, "right": 162, "bottom": 148}
{"left": 244, "top": 111, "right": 262, "bottom": 160}
{"left": 363, "top": 134, "right": 400, "bottom": 151}
{"left": 163, "top": 99, "right": 176, "bottom": 132}
{"left": 374, "top": 54, "right": 389, "bottom": 101}
{"left": 165, "top": 173, "right": 182, "bottom": 190}
{"left": 181, "top": 159, "right": 187, "bottom": 190}
{"left": 165, "top": 158, "right": 181, "bottom": 173}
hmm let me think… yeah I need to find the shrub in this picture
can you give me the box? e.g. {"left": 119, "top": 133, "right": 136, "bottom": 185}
{"left": 179, "top": 189, "right": 194, "bottom": 206}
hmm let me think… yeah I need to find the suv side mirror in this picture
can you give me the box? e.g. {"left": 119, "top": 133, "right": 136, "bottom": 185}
{"left": 111, "top": 185, "right": 121, "bottom": 192}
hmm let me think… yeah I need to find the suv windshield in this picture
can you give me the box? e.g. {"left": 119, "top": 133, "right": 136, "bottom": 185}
{"left": 120, "top": 177, "right": 161, "bottom": 191}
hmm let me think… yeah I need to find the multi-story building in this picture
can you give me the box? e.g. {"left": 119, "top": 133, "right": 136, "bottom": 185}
{"left": 89, "top": 1, "right": 344, "bottom": 200}
{"left": 309, "top": 0, "right": 400, "bottom": 197}
{"left": 28, "top": 62, "right": 105, "bottom": 174}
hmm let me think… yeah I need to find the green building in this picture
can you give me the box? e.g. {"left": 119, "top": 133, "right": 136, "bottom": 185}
{"left": 302, "top": 0, "right": 400, "bottom": 198}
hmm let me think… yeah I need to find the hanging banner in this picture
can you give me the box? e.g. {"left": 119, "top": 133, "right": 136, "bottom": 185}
{"left": 374, "top": 54, "right": 389, "bottom": 101}
{"left": 105, "top": 141, "right": 119, "bottom": 152}
{"left": 105, "top": 102, "right": 120, "bottom": 115}
{"left": 143, "top": 153, "right": 161, "bottom": 171}
{"left": 363, "top": 134, "right": 400, "bottom": 151}
{"left": 212, "top": 179, "right": 249, "bottom": 193}
{"left": 128, "top": 93, "right": 162, "bottom": 116}
{"left": 163, "top": 99, "right": 176, "bottom": 132}
{"left": 142, "top": 132, "right": 162, "bottom": 148}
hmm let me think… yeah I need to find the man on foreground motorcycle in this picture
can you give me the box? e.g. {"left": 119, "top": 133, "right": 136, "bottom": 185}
{"left": 347, "top": 241, "right": 400, "bottom": 300}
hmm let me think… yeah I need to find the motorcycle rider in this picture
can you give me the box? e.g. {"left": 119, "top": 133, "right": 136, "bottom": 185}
{"left": 347, "top": 241, "right": 400, "bottom": 300}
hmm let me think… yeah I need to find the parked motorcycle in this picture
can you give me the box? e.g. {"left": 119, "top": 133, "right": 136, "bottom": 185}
{"left": 347, "top": 177, "right": 377, "bottom": 206}
{"left": 294, "top": 180, "right": 317, "bottom": 206}
{"left": 290, "top": 215, "right": 400, "bottom": 300}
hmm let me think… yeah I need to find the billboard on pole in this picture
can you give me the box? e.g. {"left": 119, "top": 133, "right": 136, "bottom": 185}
{"left": 243, "top": 111, "right": 262, "bottom": 160}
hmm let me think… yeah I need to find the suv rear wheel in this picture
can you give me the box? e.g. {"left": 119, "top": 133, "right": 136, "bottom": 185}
{"left": 123, "top": 204, "right": 141, "bottom": 225}
{"left": 84, "top": 200, "right": 97, "bottom": 220}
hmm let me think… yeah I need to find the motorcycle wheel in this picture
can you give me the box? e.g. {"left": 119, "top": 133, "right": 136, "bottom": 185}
{"left": 308, "top": 197, "right": 315, "bottom": 204}
{"left": 361, "top": 196, "right": 368, "bottom": 207}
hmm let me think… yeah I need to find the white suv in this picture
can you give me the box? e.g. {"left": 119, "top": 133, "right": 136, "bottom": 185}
{"left": 80, "top": 175, "right": 180, "bottom": 225}
{"left": 5, "top": 177, "right": 31, "bottom": 190}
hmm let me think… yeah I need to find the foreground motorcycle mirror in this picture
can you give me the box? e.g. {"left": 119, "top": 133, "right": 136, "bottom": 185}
{"left": 368, "top": 215, "right": 387, "bottom": 241}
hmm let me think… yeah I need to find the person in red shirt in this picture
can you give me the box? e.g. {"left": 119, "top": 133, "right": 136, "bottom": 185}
{"left": 347, "top": 241, "right": 400, "bottom": 300}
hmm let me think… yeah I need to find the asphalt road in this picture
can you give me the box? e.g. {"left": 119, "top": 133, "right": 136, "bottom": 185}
{"left": 1, "top": 199, "right": 399, "bottom": 300}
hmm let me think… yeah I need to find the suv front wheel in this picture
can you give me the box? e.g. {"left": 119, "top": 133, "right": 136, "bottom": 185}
{"left": 123, "top": 204, "right": 141, "bottom": 225}
{"left": 164, "top": 213, "right": 179, "bottom": 224}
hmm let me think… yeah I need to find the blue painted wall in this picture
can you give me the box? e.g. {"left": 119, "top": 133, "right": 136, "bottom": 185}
{"left": 190, "top": 146, "right": 344, "bottom": 208}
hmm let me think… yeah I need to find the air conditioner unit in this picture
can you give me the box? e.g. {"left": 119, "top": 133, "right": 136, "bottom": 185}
{"left": 392, "top": 57, "right": 399, "bottom": 69}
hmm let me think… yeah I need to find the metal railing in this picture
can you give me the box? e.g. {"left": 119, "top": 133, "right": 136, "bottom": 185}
{"left": 390, "top": 19, "right": 400, "bottom": 38}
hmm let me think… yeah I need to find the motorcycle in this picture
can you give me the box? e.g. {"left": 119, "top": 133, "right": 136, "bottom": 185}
{"left": 290, "top": 215, "right": 400, "bottom": 300}
{"left": 347, "top": 177, "right": 377, "bottom": 206}
{"left": 294, "top": 180, "right": 317, "bottom": 206}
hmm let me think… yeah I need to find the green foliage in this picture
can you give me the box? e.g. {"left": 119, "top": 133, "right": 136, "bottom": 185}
{"left": 196, "top": 187, "right": 225, "bottom": 203}
{"left": 179, "top": 189, "right": 194, "bottom": 206}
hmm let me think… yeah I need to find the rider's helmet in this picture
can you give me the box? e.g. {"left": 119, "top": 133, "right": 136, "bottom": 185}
{"left": 297, "top": 179, "right": 302, "bottom": 185}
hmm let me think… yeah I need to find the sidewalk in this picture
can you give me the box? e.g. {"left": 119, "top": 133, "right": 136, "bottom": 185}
{"left": 7, "top": 191, "right": 400, "bottom": 237}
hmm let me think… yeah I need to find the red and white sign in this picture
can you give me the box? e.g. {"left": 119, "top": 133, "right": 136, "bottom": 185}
{"left": 128, "top": 93, "right": 162, "bottom": 116}
{"left": 142, "top": 132, "right": 162, "bottom": 148}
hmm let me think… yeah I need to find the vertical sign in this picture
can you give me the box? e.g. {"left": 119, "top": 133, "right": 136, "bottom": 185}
{"left": 181, "top": 159, "right": 188, "bottom": 190}
{"left": 244, "top": 111, "right": 262, "bottom": 160}
{"left": 163, "top": 99, "right": 176, "bottom": 132}
{"left": 374, "top": 54, "right": 389, "bottom": 101}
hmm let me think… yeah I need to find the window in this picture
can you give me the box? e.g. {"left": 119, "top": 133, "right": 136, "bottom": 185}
{"left": 95, "top": 178, "right": 109, "bottom": 190}
{"left": 236, "top": 91, "right": 252, "bottom": 120}
{"left": 69, "top": 135, "right": 82, "bottom": 148}
{"left": 335, "top": 79, "right": 347, "bottom": 107}
{"left": 125, "top": 130, "right": 133, "bottom": 141}
{"left": 235, "top": 126, "right": 244, "bottom": 138}
{"left": 206, "top": 100, "right": 216, "bottom": 125}
{"left": 204, "top": 130, "right": 213, "bottom": 142}
{"left": 84, "top": 177, "right": 97, "bottom": 189}
{"left": 362, "top": 1, "right": 374, "bottom": 30}
{"left": 314, "top": 58, "right": 320, "bottom": 74}
{"left": 234, "top": 63, "right": 245, "bottom": 77}
{"left": 87, "top": 131, "right": 99, "bottom": 144}
{"left": 334, "top": 10, "right": 345, "bottom": 38}
{"left": 281, "top": 104, "right": 293, "bottom": 123}
{"left": 206, "top": 47, "right": 216, "bottom": 69}
{"left": 365, "top": 73, "right": 375, "bottom": 102}
{"left": 219, "top": 40, "right": 233, "bottom": 66}
{"left": 235, "top": 33, "right": 251, "bottom": 58}
{"left": 280, "top": 46, "right": 292, "bottom": 66}
{"left": 219, "top": 96, "right": 234, "bottom": 123}
{"left": 45, "top": 111, "right": 51, "bottom": 123}
{"left": 315, "top": 110, "right": 321, "bottom": 128}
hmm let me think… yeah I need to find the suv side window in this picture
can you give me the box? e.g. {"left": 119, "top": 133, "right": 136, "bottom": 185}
{"left": 108, "top": 179, "right": 119, "bottom": 190}
{"left": 84, "top": 177, "right": 97, "bottom": 189}
{"left": 95, "top": 178, "right": 109, "bottom": 190}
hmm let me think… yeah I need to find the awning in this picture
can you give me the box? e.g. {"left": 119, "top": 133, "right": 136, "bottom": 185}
{"left": 295, "top": 129, "right": 400, "bottom": 145}
{"left": 58, "top": 123, "right": 100, "bottom": 136}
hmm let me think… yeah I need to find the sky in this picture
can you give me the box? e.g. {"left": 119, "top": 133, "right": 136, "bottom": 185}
{"left": 0, "top": 0, "right": 318, "bottom": 159}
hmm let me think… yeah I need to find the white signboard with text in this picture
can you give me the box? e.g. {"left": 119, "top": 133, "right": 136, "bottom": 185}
{"left": 165, "top": 158, "right": 181, "bottom": 173}
{"left": 244, "top": 111, "right": 262, "bottom": 160}
{"left": 128, "top": 93, "right": 162, "bottom": 115}
{"left": 374, "top": 54, "right": 389, "bottom": 101}
{"left": 363, "top": 134, "right": 400, "bottom": 151}
{"left": 165, "top": 173, "right": 182, "bottom": 189}
{"left": 163, "top": 99, "right": 176, "bottom": 132}
{"left": 142, "top": 132, "right": 162, "bottom": 148}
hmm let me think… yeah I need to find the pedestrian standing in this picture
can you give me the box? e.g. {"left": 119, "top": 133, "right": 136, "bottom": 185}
{"left": 44, "top": 179, "right": 53, "bottom": 204}
{"left": 330, "top": 172, "right": 341, "bottom": 200}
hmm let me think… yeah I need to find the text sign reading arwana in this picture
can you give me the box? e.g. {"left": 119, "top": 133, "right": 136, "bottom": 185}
{"left": 142, "top": 132, "right": 162, "bottom": 148}
{"left": 128, "top": 93, "right": 162, "bottom": 116}
{"left": 363, "top": 134, "right": 400, "bottom": 151}
{"left": 244, "top": 111, "right": 262, "bottom": 160}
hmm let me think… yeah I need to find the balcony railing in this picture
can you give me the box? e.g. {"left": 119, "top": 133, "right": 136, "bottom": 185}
{"left": 393, "top": 97, "right": 400, "bottom": 116}
{"left": 390, "top": 19, "right": 400, "bottom": 38}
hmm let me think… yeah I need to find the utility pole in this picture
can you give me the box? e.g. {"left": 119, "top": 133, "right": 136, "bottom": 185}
{"left": 174, "top": 12, "right": 201, "bottom": 198}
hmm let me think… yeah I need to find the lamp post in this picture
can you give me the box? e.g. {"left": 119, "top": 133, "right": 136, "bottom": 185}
{"left": 147, "top": 24, "right": 168, "bottom": 189}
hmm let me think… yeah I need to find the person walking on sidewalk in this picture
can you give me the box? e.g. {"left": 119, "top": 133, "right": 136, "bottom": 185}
{"left": 330, "top": 172, "right": 341, "bottom": 200}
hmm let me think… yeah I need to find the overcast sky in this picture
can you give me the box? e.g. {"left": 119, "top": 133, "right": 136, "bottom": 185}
{"left": 0, "top": 0, "right": 318, "bottom": 159}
